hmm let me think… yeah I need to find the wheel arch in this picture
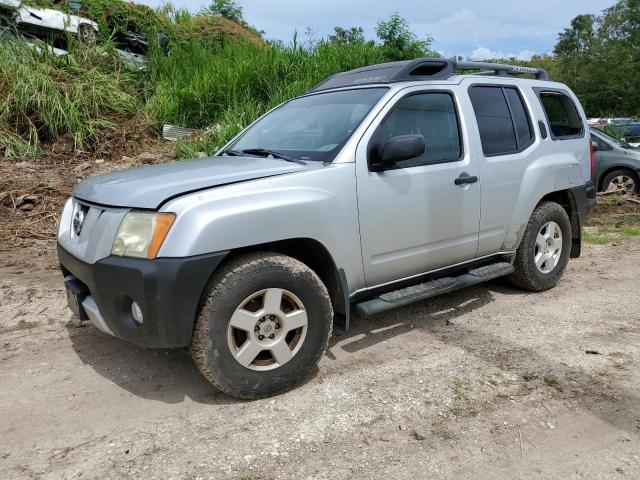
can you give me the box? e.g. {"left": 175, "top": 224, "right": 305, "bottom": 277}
{"left": 537, "top": 189, "right": 582, "bottom": 258}
{"left": 221, "top": 238, "right": 350, "bottom": 331}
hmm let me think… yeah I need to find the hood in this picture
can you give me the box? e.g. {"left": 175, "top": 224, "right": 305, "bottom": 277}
{"left": 74, "top": 156, "right": 308, "bottom": 209}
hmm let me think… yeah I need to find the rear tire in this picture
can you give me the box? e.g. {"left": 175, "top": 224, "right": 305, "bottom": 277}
{"left": 191, "top": 252, "right": 333, "bottom": 399}
{"left": 509, "top": 201, "right": 572, "bottom": 292}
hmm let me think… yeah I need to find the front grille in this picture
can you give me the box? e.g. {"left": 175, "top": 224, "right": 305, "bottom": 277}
{"left": 58, "top": 197, "right": 128, "bottom": 264}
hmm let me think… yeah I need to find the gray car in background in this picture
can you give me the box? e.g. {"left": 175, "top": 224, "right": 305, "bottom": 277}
{"left": 591, "top": 128, "right": 640, "bottom": 193}
{"left": 57, "top": 58, "right": 597, "bottom": 399}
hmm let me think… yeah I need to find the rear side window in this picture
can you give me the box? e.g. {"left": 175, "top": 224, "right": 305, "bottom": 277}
{"left": 469, "top": 86, "right": 534, "bottom": 156}
{"left": 371, "top": 92, "right": 462, "bottom": 168}
{"left": 537, "top": 91, "right": 584, "bottom": 139}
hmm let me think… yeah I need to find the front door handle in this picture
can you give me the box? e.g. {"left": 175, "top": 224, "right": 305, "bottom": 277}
{"left": 455, "top": 174, "right": 478, "bottom": 186}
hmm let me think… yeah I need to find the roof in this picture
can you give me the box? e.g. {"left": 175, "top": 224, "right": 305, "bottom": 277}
{"left": 309, "top": 58, "right": 549, "bottom": 93}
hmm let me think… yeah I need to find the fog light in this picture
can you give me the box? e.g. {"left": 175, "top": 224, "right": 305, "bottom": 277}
{"left": 131, "top": 301, "right": 143, "bottom": 324}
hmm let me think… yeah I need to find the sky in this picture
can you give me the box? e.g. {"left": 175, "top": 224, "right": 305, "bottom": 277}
{"left": 137, "top": 0, "right": 616, "bottom": 60}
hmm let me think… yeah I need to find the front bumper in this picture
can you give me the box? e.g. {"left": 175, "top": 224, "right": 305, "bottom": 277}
{"left": 58, "top": 244, "right": 228, "bottom": 348}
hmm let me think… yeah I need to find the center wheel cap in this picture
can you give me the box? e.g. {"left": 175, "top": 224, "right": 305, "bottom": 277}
{"left": 260, "top": 321, "right": 275, "bottom": 336}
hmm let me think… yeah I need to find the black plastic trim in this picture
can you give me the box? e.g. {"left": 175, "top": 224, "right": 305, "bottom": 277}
{"left": 570, "top": 180, "right": 597, "bottom": 228}
{"left": 337, "top": 268, "right": 351, "bottom": 332}
{"left": 538, "top": 120, "right": 548, "bottom": 140}
{"left": 350, "top": 252, "right": 515, "bottom": 304}
{"left": 58, "top": 244, "right": 228, "bottom": 348}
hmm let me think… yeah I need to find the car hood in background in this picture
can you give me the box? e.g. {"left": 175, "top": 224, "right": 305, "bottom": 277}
{"left": 74, "top": 156, "right": 309, "bottom": 209}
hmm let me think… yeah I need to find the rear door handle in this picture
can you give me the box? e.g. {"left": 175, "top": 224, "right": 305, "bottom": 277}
{"left": 455, "top": 174, "right": 478, "bottom": 186}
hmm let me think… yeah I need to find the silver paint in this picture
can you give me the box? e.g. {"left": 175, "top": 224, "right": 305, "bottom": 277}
{"left": 60, "top": 75, "right": 592, "bottom": 295}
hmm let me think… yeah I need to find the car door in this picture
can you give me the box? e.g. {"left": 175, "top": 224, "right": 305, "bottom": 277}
{"left": 355, "top": 86, "right": 481, "bottom": 287}
{"left": 465, "top": 82, "right": 541, "bottom": 256}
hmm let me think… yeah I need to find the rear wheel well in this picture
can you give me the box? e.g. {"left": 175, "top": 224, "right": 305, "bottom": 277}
{"left": 538, "top": 190, "right": 581, "bottom": 257}
{"left": 223, "top": 238, "right": 346, "bottom": 317}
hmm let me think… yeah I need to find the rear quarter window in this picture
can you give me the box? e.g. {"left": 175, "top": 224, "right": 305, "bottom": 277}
{"left": 536, "top": 89, "right": 584, "bottom": 140}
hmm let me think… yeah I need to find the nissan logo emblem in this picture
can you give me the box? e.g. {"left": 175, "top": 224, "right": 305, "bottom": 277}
{"left": 73, "top": 208, "right": 86, "bottom": 236}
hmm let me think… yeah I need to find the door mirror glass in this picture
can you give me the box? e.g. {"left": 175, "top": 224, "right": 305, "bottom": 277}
{"left": 371, "top": 135, "right": 425, "bottom": 170}
{"left": 591, "top": 140, "right": 599, "bottom": 152}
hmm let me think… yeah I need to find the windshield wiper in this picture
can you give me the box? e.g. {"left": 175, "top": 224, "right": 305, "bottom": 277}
{"left": 241, "top": 148, "right": 306, "bottom": 165}
{"left": 222, "top": 149, "right": 244, "bottom": 157}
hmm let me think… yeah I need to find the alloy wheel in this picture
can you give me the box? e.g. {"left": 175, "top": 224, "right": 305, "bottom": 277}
{"left": 534, "top": 221, "right": 563, "bottom": 274}
{"left": 606, "top": 175, "right": 636, "bottom": 194}
{"left": 227, "top": 288, "right": 308, "bottom": 371}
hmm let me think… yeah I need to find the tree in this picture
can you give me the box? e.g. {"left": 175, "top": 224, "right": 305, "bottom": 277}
{"left": 554, "top": 15, "right": 597, "bottom": 56}
{"left": 375, "top": 13, "right": 434, "bottom": 61}
{"left": 200, "top": 0, "right": 244, "bottom": 23}
{"left": 329, "top": 26, "right": 366, "bottom": 46}
{"left": 551, "top": 0, "right": 640, "bottom": 116}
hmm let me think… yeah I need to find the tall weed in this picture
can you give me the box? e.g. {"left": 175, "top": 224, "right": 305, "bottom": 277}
{"left": 147, "top": 39, "right": 388, "bottom": 157}
{"left": 0, "top": 37, "right": 139, "bottom": 157}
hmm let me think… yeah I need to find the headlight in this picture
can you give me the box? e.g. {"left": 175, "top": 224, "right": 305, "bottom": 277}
{"left": 112, "top": 212, "right": 176, "bottom": 259}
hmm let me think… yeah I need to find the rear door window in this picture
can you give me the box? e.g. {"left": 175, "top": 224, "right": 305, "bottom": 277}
{"left": 536, "top": 90, "right": 584, "bottom": 139}
{"left": 469, "top": 86, "right": 533, "bottom": 156}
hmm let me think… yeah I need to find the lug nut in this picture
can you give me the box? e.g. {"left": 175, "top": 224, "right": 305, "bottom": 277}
{"left": 258, "top": 335, "right": 264, "bottom": 340}
{"left": 269, "top": 334, "right": 275, "bottom": 339}
{"left": 275, "top": 324, "right": 280, "bottom": 329}
{"left": 254, "top": 326, "right": 259, "bottom": 332}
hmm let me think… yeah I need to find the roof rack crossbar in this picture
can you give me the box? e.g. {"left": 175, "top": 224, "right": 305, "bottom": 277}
{"left": 308, "top": 58, "right": 549, "bottom": 93}
{"left": 453, "top": 60, "right": 549, "bottom": 80}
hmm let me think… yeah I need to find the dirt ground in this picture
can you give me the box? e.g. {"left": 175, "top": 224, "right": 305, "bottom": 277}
{"left": 1, "top": 151, "right": 640, "bottom": 479}
{"left": 1, "top": 230, "right": 639, "bottom": 479}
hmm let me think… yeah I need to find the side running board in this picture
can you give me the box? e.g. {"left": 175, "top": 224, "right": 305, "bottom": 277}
{"left": 355, "top": 262, "right": 515, "bottom": 317}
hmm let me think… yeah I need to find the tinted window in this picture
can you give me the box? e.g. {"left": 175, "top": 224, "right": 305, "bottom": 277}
{"left": 504, "top": 88, "right": 533, "bottom": 148}
{"left": 538, "top": 91, "right": 583, "bottom": 138}
{"left": 469, "top": 86, "right": 534, "bottom": 156}
{"left": 469, "top": 86, "right": 517, "bottom": 155}
{"left": 372, "top": 92, "right": 461, "bottom": 168}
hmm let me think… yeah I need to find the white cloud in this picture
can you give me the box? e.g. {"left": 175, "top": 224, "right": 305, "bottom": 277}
{"left": 137, "top": 0, "right": 614, "bottom": 58}
{"left": 469, "top": 46, "right": 537, "bottom": 61}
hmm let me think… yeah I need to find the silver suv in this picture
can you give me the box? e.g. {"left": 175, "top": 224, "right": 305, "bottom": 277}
{"left": 58, "top": 59, "right": 597, "bottom": 399}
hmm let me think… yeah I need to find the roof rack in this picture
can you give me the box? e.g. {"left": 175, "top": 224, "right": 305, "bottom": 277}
{"left": 309, "top": 58, "right": 549, "bottom": 93}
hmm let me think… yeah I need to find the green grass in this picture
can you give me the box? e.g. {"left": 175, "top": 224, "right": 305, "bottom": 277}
{"left": 146, "top": 39, "right": 391, "bottom": 158}
{"left": 0, "top": 37, "right": 139, "bottom": 158}
{"left": 583, "top": 226, "right": 640, "bottom": 244}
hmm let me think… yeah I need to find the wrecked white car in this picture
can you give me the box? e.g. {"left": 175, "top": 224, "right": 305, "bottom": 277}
{"left": 0, "top": 1, "right": 153, "bottom": 69}
{"left": 0, "top": 0, "right": 98, "bottom": 45}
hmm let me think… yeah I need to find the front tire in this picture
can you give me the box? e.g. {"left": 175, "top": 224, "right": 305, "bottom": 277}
{"left": 509, "top": 201, "right": 572, "bottom": 292}
{"left": 191, "top": 253, "right": 333, "bottom": 399}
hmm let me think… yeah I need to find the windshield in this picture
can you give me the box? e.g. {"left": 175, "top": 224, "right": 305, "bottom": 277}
{"left": 225, "top": 88, "right": 388, "bottom": 163}
{"left": 593, "top": 127, "right": 633, "bottom": 149}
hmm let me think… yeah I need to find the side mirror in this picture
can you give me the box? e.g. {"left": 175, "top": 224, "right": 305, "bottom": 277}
{"left": 591, "top": 140, "right": 599, "bottom": 152}
{"left": 370, "top": 134, "right": 426, "bottom": 171}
